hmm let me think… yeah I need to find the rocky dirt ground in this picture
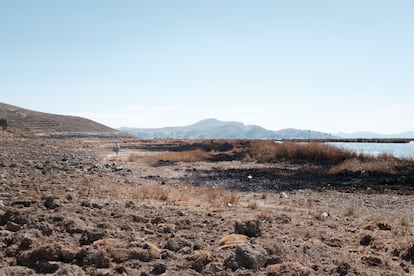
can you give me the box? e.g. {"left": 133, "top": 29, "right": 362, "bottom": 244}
{"left": 1, "top": 135, "right": 414, "bottom": 275}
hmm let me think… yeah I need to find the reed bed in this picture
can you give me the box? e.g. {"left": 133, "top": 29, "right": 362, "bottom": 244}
{"left": 247, "top": 140, "right": 356, "bottom": 164}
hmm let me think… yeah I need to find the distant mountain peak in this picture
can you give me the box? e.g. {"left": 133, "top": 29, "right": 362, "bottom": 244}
{"left": 193, "top": 118, "right": 222, "bottom": 124}
{"left": 190, "top": 118, "right": 227, "bottom": 127}
{"left": 120, "top": 119, "right": 336, "bottom": 139}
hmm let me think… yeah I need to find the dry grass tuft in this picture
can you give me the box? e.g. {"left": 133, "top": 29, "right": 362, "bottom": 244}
{"left": 226, "top": 192, "right": 240, "bottom": 206}
{"left": 102, "top": 184, "right": 122, "bottom": 199}
{"left": 310, "top": 209, "right": 329, "bottom": 221}
{"left": 329, "top": 158, "right": 400, "bottom": 174}
{"left": 81, "top": 179, "right": 124, "bottom": 201}
{"left": 247, "top": 201, "right": 258, "bottom": 210}
{"left": 201, "top": 186, "right": 239, "bottom": 207}
{"left": 218, "top": 234, "right": 248, "bottom": 247}
{"left": 203, "top": 186, "right": 225, "bottom": 203}
{"left": 256, "top": 209, "right": 272, "bottom": 221}
{"left": 344, "top": 206, "right": 358, "bottom": 217}
{"left": 175, "top": 192, "right": 190, "bottom": 204}
{"left": 93, "top": 238, "right": 125, "bottom": 251}
{"left": 127, "top": 154, "right": 140, "bottom": 162}
{"left": 266, "top": 262, "right": 309, "bottom": 274}
{"left": 129, "top": 243, "right": 161, "bottom": 262}
{"left": 132, "top": 184, "right": 170, "bottom": 201}
{"left": 26, "top": 189, "right": 42, "bottom": 199}
{"left": 400, "top": 217, "right": 411, "bottom": 227}
{"left": 144, "top": 242, "right": 162, "bottom": 259}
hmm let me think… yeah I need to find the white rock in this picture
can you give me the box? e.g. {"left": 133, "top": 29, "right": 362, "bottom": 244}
{"left": 320, "top": 212, "right": 329, "bottom": 220}
{"left": 280, "top": 192, "right": 288, "bottom": 199}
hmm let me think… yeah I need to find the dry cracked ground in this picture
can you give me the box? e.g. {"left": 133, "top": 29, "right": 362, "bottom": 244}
{"left": 1, "top": 135, "right": 414, "bottom": 275}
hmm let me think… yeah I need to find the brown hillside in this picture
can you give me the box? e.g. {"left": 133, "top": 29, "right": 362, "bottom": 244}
{"left": 0, "top": 102, "right": 128, "bottom": 138}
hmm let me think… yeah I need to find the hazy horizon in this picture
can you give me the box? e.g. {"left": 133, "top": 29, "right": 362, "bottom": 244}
{"left": 120, "top": 117, "right": 414, "bottom": 136}
{"left": 1, "top": 1, "right": 413, "bottom": 134}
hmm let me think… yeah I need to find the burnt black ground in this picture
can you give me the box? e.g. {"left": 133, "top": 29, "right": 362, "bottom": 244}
{"left": 189, "top": 167, "right": 414, "bottom": 193}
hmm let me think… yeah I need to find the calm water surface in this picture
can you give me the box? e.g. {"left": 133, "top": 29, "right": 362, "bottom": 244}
{"left": 327, "top": 141, "right": 414, "bottom": 160}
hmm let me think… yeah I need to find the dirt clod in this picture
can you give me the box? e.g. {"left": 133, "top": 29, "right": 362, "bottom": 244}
{"left": 234, "top": 220, "right": 261, "bottom": 237}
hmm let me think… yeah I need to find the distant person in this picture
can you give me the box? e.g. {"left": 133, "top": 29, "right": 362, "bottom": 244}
{"left": 112, "top": 142, "right": 120, "bottom": 155}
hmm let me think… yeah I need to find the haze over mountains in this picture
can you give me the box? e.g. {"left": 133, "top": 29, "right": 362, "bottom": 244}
{"left": 121, "top": 119, "right": 414, "bottom": 139}
{"left": 120, "top": 119, "right": 337, "bottom": 139}
{"left": 1, "top": 102, "right": 412, "bottom": 139}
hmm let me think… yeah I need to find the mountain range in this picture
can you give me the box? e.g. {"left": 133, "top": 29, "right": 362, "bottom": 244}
{"left": 1, "top": 102, "right": 412, "bottom": 140}
{"left": 120, "top": 119, "right": 336, "bottom": 139}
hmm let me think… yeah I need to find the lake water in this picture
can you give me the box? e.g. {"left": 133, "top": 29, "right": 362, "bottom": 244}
{"left": 327, "top": 141, "right": 414, "bottom": 160}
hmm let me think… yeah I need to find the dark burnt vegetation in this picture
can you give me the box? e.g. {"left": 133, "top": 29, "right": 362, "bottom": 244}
{"left": 124, "top": 139, "right": 236, "bottom": 153}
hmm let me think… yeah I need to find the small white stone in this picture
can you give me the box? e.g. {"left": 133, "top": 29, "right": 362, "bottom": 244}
{"left": 320, "top": 212, "right": 329, "bottom": 220}
{"left": 280, "top": 192, "right": 288, "bottom": 199}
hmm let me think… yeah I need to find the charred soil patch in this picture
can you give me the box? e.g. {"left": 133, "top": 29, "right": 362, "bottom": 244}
{"left": 190, "top": 167, "right": 414, "bottom": 193}
{"left": 138, "top": 139, "right": 414, "bottom": 193}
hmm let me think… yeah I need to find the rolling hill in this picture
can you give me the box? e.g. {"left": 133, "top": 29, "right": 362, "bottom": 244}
{"left": 0, "top": 102, "right": 129, "bottom": 138}
{"left": 120, "top": 118, "right": 336, "bottom": 139}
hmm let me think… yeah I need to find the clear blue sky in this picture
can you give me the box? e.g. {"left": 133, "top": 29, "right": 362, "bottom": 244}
{"left": 1, "top": 0, "right": 413, "bottom": 134}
